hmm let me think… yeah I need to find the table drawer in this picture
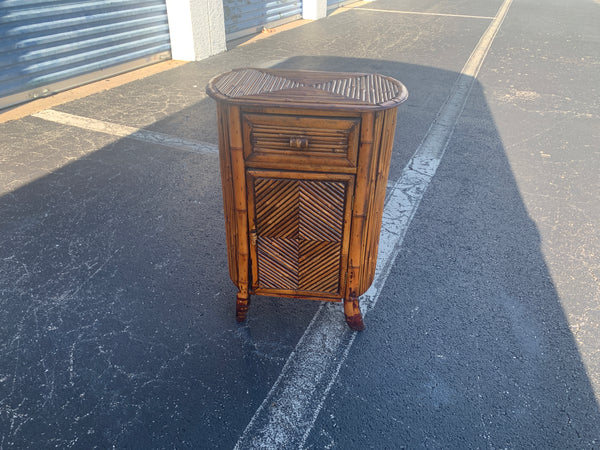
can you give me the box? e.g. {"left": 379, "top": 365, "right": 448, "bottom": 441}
{"left": 242, "top": 113, "right": 360, "bottom": 169}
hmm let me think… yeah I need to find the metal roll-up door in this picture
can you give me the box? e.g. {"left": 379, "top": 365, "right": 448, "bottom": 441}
{"left": 327, "top": 0, "right": 359, "bottom": 11}
{"left": 0, "top": 0, "right": 171, "bottom": 109}
{"left": 224, "top": 0, "right": 302, "bottom": 41}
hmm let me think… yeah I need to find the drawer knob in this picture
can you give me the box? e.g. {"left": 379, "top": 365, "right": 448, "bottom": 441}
{"left": 289, "top": 136, "right": 309, "bottom": 149}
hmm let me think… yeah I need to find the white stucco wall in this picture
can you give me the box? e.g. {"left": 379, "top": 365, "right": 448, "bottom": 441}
{"left": 303, "top": 0, "right": 328, "bottom": 20}
{"left": 166, "top": 0, "right": 227, "bottom": 61}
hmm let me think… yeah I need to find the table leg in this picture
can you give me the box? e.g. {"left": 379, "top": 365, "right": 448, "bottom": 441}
{"left": 236, "top": 291, "right": 250, "bottom": 322}
{"left": 344, "top": 297, "right": 365, "bottom": 331}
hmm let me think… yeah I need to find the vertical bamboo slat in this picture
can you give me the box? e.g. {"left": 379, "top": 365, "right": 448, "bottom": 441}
{"left": 358, "top": 110, "right": 385, "bottom": 290}
{"left": 227, "top": 105, "right": 251, "bottom": 320}
{"left": 216, "top": 103, "right": 238, "bottom": 285}
{"left": 361, "top": 108, "right": 398, "bottom": 292}
{"left": 345, "top": 111, "right": 375, "bottom": 298}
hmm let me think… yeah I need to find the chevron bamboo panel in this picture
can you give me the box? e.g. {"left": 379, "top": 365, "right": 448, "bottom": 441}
{"left": 254, "top": 178, "right": 299, "bottom": 239}
{"left": 299, "top": 241, "right": 341, "bottom": 293}
{"left": 251, "top": 176, "right": 348, "bottom": 294}
{"left": 256, "top": 237, "right": 299, "bottom": 290}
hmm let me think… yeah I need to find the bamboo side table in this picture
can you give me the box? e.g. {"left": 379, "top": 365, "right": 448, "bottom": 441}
{"left": 206, "top": 68, "right": 407, "bottom": 330}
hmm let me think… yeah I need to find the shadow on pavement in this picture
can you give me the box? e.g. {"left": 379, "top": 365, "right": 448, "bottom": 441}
{"left": 1, "top": 56, "right": 598, "bottom": 447}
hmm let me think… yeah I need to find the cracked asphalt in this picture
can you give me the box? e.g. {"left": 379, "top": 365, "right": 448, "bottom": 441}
{"left": 1, "top": 0, "right": 599, "bottom": 447}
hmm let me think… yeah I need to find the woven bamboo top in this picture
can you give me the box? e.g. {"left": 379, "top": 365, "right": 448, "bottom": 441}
{"left": 206, "top": 68, "right": 408, "bottom": 110}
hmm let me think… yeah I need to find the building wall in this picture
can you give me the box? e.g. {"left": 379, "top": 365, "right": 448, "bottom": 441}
{"left": 166, "top": 0, "right": 329, "bottom": 61}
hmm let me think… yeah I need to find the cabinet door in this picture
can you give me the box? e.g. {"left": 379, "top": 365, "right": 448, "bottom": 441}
{"left": 247, "top": 170, "right": 354, "bottom": 299}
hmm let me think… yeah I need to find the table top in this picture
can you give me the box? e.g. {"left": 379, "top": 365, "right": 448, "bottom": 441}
{"left": 206, "top": 68, "right": 408, "bottom": 111}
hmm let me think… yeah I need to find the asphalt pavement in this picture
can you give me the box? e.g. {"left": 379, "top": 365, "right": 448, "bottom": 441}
{"left": 1, "top": 0, "right": 599, "bottom": 448}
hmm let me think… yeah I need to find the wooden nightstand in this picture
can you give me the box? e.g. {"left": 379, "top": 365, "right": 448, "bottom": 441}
{"left": 207, "top": 68, "right": 407, "bottom": 330}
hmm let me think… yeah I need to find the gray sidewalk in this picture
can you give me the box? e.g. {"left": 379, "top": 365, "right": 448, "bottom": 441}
{"left": 2, "top": 0, "right": 599, "bottom": 448}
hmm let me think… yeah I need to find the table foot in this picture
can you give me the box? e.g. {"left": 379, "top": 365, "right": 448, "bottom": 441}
{"left": 344, "top": 297, "right": 365, "bottom": 331}
{"left": 236, "top": 293, "right": 250, "bottom": 322}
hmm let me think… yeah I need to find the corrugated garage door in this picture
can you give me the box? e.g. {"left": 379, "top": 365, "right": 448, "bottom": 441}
{"left": 0, "top": 0, "right": 171, "bottom": 109}
{"left": 224, "top": 0, "right": 302, "bottom": 41}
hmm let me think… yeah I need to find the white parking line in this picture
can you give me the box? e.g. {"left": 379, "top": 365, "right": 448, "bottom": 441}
{"left": 234, "top": 0, "right": 514, "bottom": 448}
{"left": 355, "top": 8, "right": 495, "bottom": 20}
{"left": 32, "top": 109, "right": 218, "bottom": 154}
